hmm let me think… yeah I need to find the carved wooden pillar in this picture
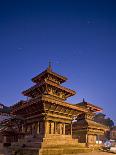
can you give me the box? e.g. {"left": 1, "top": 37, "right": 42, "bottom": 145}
{"left": 39, "top": 121, "right": 45, "bottom": 134}
{"left": 30, "top": 124, "right": 32, "bottom": 135}
{"left": 22, "top": 124, "right": 24, "bottom": 133}
{"left": 45, "top": 121, "right": 49, "bottom": 134}
{"left": 54, "top": 122, "right": 56, "bottom": 134}
{"left": 94, "top": 135, "right": 96, "bottom": 144}
{"left": 63, "top": 123, "right": 65, "bottom": 135}
{"left": 32, "top": 123, "right": 34, "bottom": 135}
{"left": 56, "top": 122, "right": 60, "bottom": 134}
{"left": 32, "top": 123, "right": 37, "bottom": 136}
{"left": 35, "top": 122, "right": 38, "bottom": 135}
{"left": 51, "top": 122, "right": 55, "bottom": 134}
{"left": 25, "top": 125, "right": 27, "bottom": 135}
{"left": 86, "top": 134, "right": 88, "bottom": 145}
{"left": 59, "top": 123, "right": 64, "bottom": 134}
{"left": 3, "top": 136, "right": 7, "bottom": 143}
{"left": 70, "top": 123, "right": 72, "bottom": 135}
{"left": 60, "top": 123, "right": 62, "bottom": 134}
{"left": 37, "top": 122, "right": 40, "bottom": 134}
{"left": 27, "top": 125, "right": 29, "bottom": 135}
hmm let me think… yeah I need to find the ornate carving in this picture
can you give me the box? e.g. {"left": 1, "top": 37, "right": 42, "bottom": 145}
{"left": 47, "top": 75, "right": 60, "bottom": 84}
{"left": 45, "top": 85, "right": 66, "bottom": 100}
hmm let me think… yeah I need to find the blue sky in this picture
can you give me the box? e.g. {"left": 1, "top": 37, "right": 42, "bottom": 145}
{"left": 0, "top": 0, "right": 116, "bottom": 122}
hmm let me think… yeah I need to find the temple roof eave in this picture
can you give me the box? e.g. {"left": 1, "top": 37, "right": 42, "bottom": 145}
{"left": 11, "top": 95, "right": 88, "bottom": 114}
{"left": 22, "top": 80, "right": 76, "bottom": 97}
{"left": 42, "top": 95, "right": 88, "bottom": 113}
{"left": 73, "top": 119, "right": 108, "bottom": 130}
{"left": 76, "top": 102, "right": 102, "bottom": 112}
{"left": 32, "top": 69, "right": 67, "bottom": 83}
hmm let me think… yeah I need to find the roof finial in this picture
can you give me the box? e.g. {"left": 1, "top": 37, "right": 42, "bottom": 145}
{"left": 48, "top": 60, "right": 52, "bottom": 71}
{"left": 83, "top": 98, "right": 85, "bottom": 103}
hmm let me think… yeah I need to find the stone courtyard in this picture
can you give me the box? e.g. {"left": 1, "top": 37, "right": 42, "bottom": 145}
{"left": 0, "top": 150, "right": 115, "bottom": 155}
{"left": 67, "top": 151, "right": 115, "bottom": 155}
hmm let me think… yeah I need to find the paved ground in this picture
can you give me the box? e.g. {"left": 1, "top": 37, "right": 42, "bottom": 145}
{"left": 0, "top": 150, "right": 115, "bottom": 155}
{"left": 69, "top": 151, "right": 116, "bottom": 155}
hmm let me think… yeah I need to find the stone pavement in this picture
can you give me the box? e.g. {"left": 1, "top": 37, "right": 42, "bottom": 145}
{"left": 0, "top": 150, "right": 115, "bottom": 155}
{"left": 64, "top": 151, "right": 115, "bottom": 155}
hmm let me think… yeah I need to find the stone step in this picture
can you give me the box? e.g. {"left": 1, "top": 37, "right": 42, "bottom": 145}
{"left": 39, "top": 147, "right": 92, "bottom": 155}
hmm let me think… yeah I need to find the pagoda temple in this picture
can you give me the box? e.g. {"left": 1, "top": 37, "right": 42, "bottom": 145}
{"left": 10, "top": 66, "right": 91, "bottom": 155}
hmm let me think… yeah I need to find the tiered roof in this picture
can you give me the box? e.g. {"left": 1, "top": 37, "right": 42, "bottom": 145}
{"left": 11, "top": 66, "right": 89, "bottom": 117}
{"left": 22, "top": 66, "right": 76, "bottom": 100}
{"left": 76, "top": 99, "right": 102, "bottom": 113}
{"left": 32, "top": 67, "right": 67, "bottom": 84}
{"left": 73, "top": 119, "right": 108, "bottom": 131}
{"left": 11, "top": 95, "right": 88, "bottom": 115}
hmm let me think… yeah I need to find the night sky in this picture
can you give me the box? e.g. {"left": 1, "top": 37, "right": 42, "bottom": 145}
{"left": 0, "top": 0, "right": 116, "bottom": 122}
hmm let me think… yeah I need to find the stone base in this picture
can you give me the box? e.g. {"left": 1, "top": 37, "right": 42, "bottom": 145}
{"left": 10, "top": 145, "right": 92, "bottom": 155}
{"left": 10, "top": 134, "right": 92, "bottom": 155}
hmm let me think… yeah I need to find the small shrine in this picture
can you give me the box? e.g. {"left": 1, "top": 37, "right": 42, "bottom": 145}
{"left": 72, "top": 99, "right": 108, "bottom": 147}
